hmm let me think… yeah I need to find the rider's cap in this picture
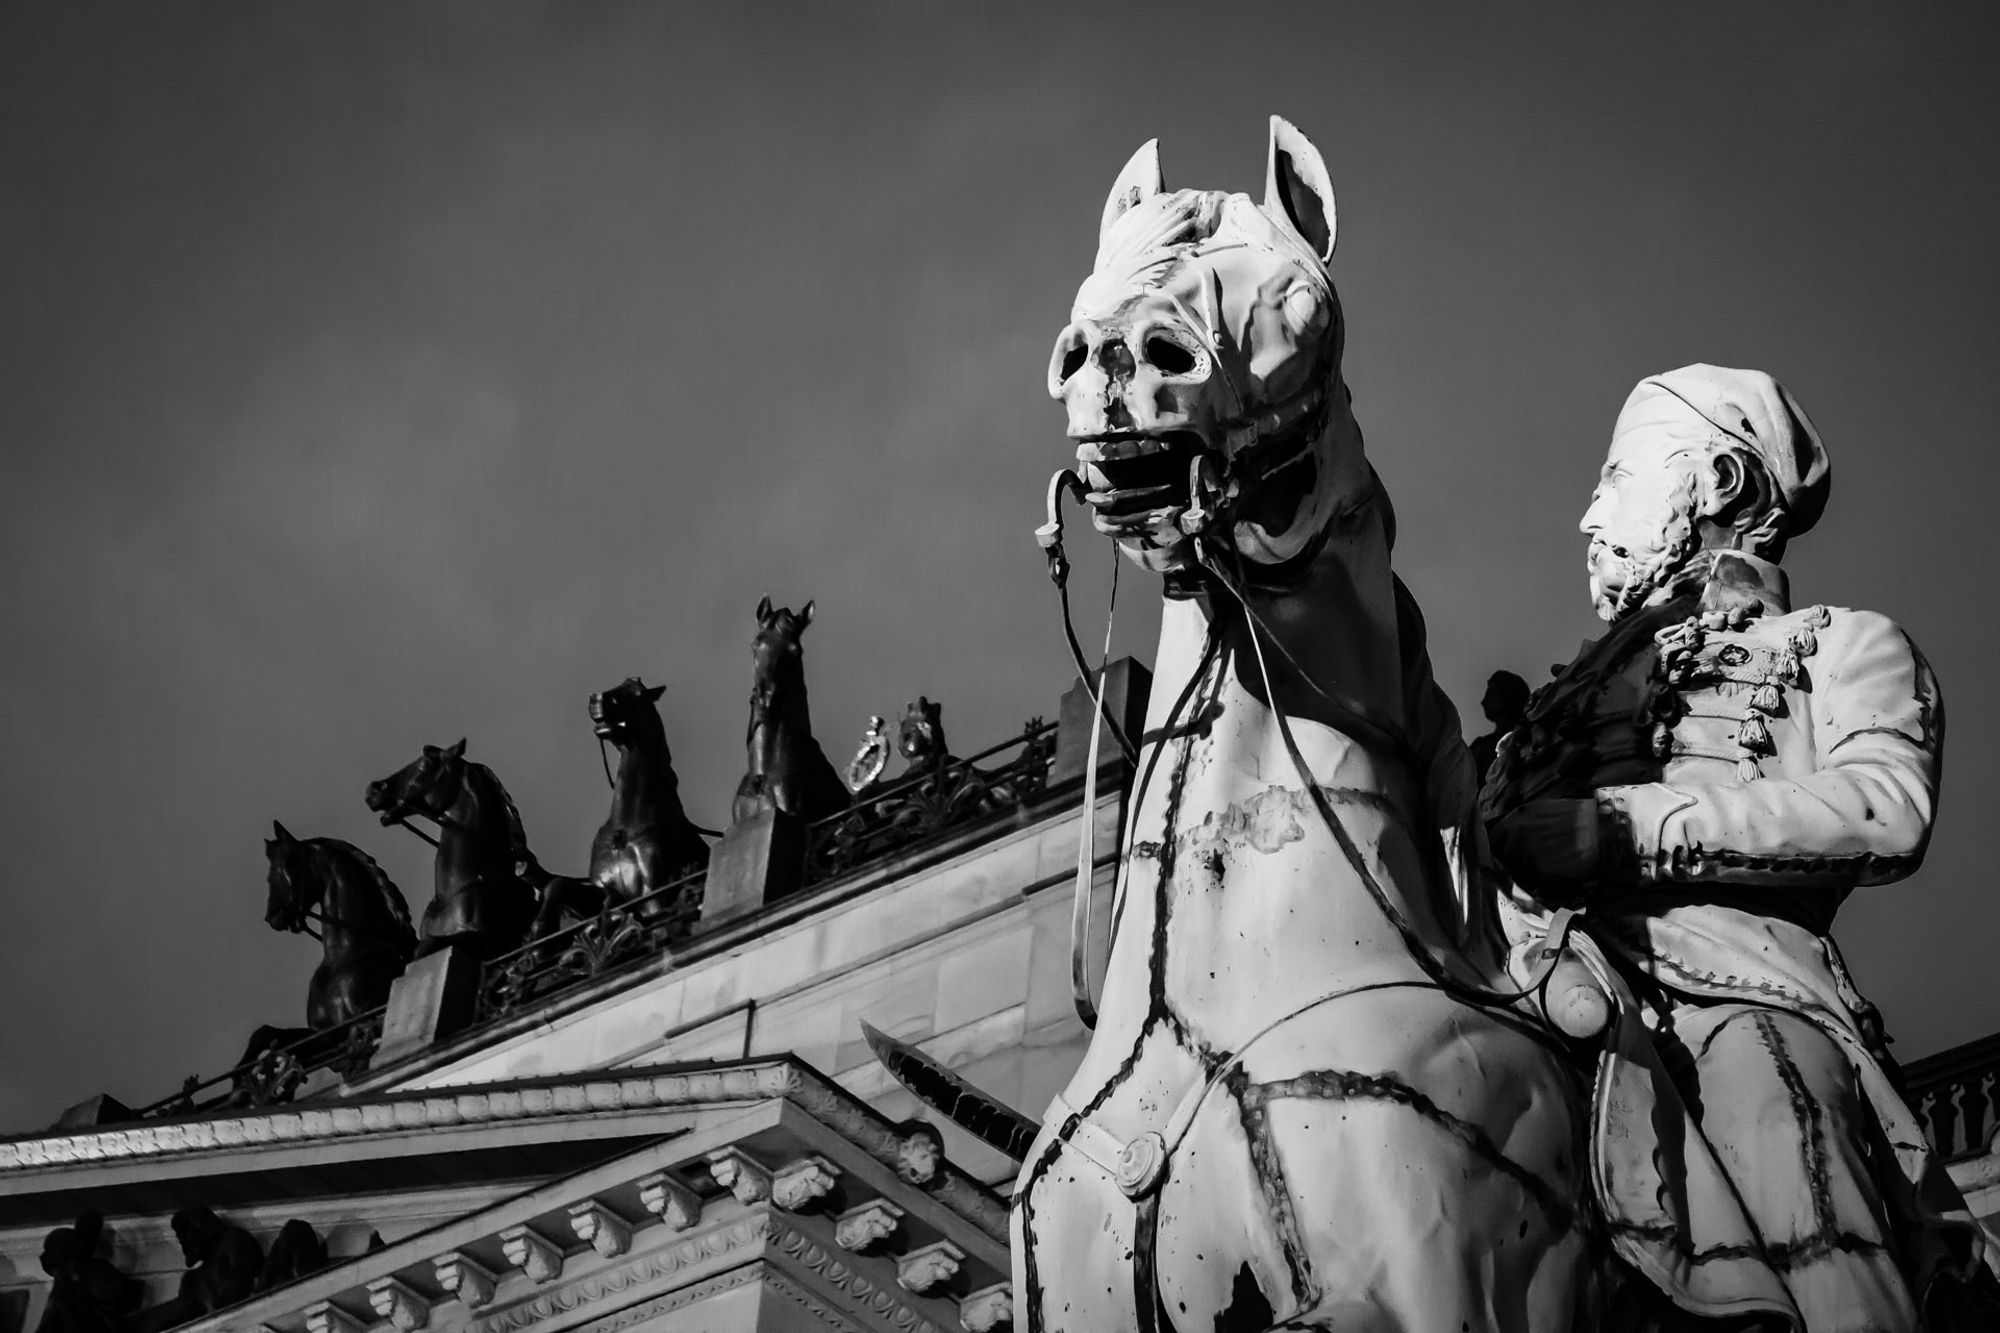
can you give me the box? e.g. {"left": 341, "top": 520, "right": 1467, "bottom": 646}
{"left": 1613, "top": 364, "right": 1830, "bottom": 537}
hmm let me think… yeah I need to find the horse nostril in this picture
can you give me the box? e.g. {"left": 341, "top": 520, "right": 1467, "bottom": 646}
{"left": 1145, "top": 337, "right": 1197, "bottom": 375}
{"left": 1059, "top": 344, "right": 1087, "bottom": 381}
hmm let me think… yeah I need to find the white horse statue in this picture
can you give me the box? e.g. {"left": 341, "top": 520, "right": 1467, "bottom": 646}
{"left": 1016, "top": 118, "right": 1594, "bottom": 1332}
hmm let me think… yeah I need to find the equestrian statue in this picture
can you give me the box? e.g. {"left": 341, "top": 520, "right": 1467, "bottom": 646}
{"left": 1482, "top": 365, "right": 2000, "bottom": 1330}
{"left": 522, "top": 675, "right": 712, "bottom": 934}
{"left": 1012, "top": 118, "right": 1594, "bottom": 1332}
{"left": 364, "top": 739, "right": 540, "bottom": 961}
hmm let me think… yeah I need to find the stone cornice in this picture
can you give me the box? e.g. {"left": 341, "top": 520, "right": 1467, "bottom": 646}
{"left": 0, "top": 1063, "right": 796, "bottom": 1171}
{"left": 0, "top": 1058, "right": 1010, "bottom": 1246}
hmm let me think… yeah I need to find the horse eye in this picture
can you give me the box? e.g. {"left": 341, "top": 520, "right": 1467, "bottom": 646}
{"left": 1146, "top": 337, "right": 1197, "bottom": 375}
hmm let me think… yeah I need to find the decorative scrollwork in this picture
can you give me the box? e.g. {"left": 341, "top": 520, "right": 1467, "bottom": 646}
{"left": 805, "top": 719, "right": 1056, "bottom": 887}
{"left": 473, "top": 871, "right": 708, "bottom": 1025}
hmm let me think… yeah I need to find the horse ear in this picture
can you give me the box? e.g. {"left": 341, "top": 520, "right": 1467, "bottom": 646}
{"left": 643, "top": 684, "right": 666, "bottom": 703}
{"left": 799, "top": 599, "right": 815, "bottom": 628}
{"left": 272, "top": 820, "right": 294, "bottom": 843}
{"left": 1101, "top": 138, "right": 1164, "bottom": 242}
{"left": 1264, "top": 115, "right": 1336, "bottom": 264}
{"left": 756, "top": 595, "right": 773, "bottom": 622}
{"left": 445, "top": 738, "right": 467, "bottom": 759}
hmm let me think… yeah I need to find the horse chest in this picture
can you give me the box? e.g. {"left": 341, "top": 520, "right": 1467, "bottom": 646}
{"left": 1101, "top": 717, "right": 1431, "bottom": 1052}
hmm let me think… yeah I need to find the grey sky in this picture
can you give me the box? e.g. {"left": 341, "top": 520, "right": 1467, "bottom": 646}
{"left": 3, "top": 3, "right": 1995, "bottom": 1131}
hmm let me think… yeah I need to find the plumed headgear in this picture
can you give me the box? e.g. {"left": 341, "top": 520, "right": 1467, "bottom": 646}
{"left": 1612, "top": 364, "right": 1830, "bottom": 537}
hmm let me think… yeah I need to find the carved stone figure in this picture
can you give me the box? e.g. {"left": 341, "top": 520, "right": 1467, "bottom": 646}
{"left": 364, "top": 740, "right": 539, "bottom": 960}
{"left": 252, "top": 1219, "right": 327, "bottom": 1294}
{"left": 1018, "top": 119, "right": 1590, "bottom": 1332}
{"left": 524, "top": 677, "right": 712, "bottom": 934}
{"left": 1481, "top": 364, "right": 1999, "bottom": 1329}
{"left": 166, "top": 1206, "right": 263, "bottom": 1320}
{"left": 35, "top": 1214, "right": 139, "bottom": 1333}
{"left": 265, "top": 822, "right": 416, "bottom": 1027}
{"left": 1468, "top": 669, "right": 1528, "bottom": 783}
{"left": 731, "top": 597, "right": 851, "bottom": 826}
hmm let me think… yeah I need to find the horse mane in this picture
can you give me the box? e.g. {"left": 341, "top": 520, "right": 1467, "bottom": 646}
{"left": 314, "top": 837, "right": 416, "bottom": 950}
{"left": 468, "top": 761, "right": 530, "bottom": 859}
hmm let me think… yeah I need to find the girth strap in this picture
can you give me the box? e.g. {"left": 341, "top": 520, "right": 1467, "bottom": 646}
{"left": 1045, "top": 976, "right": 1476, "bottom": 1201}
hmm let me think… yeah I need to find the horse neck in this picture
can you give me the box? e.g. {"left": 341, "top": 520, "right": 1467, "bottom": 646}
{"left": 308, "top": 844, "right": 399, "bottom": 957}
{"left": 1171, "top": 406, "right": 1407, "bottom": 733}
{"left": 1139, "top": 449, "right": 1461, "bottom": 948}
{"left": 747, "top": 667, "right": 816, "bottom": 765}
{"left": 610, "top": 731, "right": 684, "bottom": 827}
{"left": 437, "top": 766, "right": 517, "bottom": 880}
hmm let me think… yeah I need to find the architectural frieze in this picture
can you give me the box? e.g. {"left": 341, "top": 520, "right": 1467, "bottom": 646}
{"left": 469, "top": 1216, "right": 773, "bottom": 1333}
{"left": 768, "top": 1222, "right": 943, "bottom": 1333}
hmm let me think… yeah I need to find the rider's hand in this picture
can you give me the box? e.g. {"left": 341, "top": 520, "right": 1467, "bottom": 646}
{"left": 1489, "top": 798, "right": 1603, "bottom": 907}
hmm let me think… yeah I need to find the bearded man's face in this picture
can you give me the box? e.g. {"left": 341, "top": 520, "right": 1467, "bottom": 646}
{"left": 1579, "top": 432, "right": 1706, "bottom": 622}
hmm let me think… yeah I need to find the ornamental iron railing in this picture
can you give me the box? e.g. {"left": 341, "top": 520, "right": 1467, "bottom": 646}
{"left": 804, "top": 719, "right": 1058, "bottom": 887}
{"left": 136, "top": 1004, "right": 387, "bottom": 1119}
{"left": 474, "top": 868, "right": 706, "bottom": 1025}
{"left": 1903, "top": 1032, "right": 2000, "bottom": 1162}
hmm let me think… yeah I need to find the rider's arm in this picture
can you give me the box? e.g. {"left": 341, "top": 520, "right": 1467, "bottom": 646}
{"left": 1596, "top": 610, "right": 1942, "bottom": 891}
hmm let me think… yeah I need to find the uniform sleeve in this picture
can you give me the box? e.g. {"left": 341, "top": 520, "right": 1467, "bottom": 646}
{"left": 1597, "top": 610, "right": 1942, "bottom": 890}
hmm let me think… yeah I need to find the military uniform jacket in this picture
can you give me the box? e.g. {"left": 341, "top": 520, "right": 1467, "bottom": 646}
{"left": 1481, "top": 550, "right": 1986, "bottom": 1322}
{"left": 1483, "top": 548, "right": 1940, "bottom": 931}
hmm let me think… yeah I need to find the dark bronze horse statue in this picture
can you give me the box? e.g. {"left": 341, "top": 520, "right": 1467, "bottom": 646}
{"left": 264, "top": 822, "right": 415, "bottom": 1027}
{"left": 229, "top": 825, "right": 417, "bottom": 1104}
{"left": 523, "top": 676, "right": 712, "bottom": 934}
{"left": 731, "top": 597, "right": 851, "bottom": 826}
{"left": 365, "top": 739, "right": 539, "bottom": 960}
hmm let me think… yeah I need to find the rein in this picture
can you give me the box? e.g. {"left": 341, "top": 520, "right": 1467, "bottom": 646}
{"left": 1040, "top": 453, "right": 1578, "bottom": 1030}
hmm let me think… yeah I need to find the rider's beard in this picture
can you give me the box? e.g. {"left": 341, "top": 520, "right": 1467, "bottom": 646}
{"left": 1586, "top": 474, "right": 1702, "bottom": 623}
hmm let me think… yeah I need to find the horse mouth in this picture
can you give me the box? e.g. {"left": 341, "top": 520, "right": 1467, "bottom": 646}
{"left": 1075, "top": 430, "right": 1206, "bottom": 519}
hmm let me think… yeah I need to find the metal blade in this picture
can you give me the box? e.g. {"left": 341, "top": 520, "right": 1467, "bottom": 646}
{"left": 860, "top": 1021, "right": 1041, "bottom": 1163}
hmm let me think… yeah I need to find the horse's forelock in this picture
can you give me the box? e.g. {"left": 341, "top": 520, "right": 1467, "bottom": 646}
{"left": 1082, "top": 190, "right": 1331, "bottom": 329}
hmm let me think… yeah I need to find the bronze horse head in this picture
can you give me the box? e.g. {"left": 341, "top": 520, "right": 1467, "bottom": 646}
{"left": 591, "top": 677, "right": 668, "bottom": 746}
{"left": 364, "top": 739, "right": 467, "bottom": 829}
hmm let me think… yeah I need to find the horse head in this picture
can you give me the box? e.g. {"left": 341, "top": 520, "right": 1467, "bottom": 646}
{"left": 748, "top": 596, "right": 815, "bottom": 716}
{"left": 590, "top": 676, "right": 668, "bottom": 753}
{"left": 263, "top": 820, "right": 317, "bottom": 933}
{"left": 897, "top": 697, "right": 949, "bottom": 768}
{"left": 1051, "top": 116, "right": 1365, "bottom": 577}
{"left": 364, "top": 738, "right": 467, "bottom": 826}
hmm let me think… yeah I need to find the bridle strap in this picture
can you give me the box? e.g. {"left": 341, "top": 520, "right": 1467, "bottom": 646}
{"left": 1067, "top": 556, "right": 1120, "bottom": 1030}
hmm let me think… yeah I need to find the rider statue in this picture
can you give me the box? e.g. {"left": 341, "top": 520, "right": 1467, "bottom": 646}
{"left": 1481, "top": 364, "right": 1995, "bottom": 1330}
